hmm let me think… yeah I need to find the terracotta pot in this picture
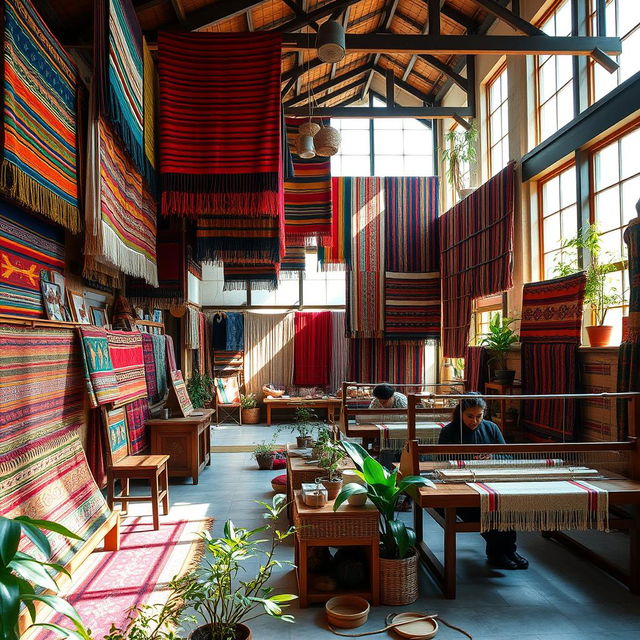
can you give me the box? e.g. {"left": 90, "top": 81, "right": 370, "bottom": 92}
{"left": 380, "top": 550, "right": 419, "bottom": 606}
{"left": 242, "top": 407, "right": 261, "bottom": 424}
{"left": 296, "top": 435, "right": 314, "bottom": 448}
{"left": 586, "top": 325, "right": 614, "bottom": 347}
{"left": 189, "top": 623, "right": 252, "bottom": 640}
{"left": 321, "top": 478, "right": 343, "bottom": 500}
{"left": 255, "top": 453, "right": 274, "bottom": 470}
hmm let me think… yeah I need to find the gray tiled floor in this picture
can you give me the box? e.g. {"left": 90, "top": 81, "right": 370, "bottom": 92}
{"left": 125, "top": 425, "right": 640, "bottom": 639}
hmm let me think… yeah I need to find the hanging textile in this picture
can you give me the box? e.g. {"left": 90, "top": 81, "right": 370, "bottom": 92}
{"left": 86, "top": 408, "right": 106, "bottom": 488}
{"left": 142, "top": 37, "right": 157, "bottom": 191}
{"left": 142, "top": 333, "right": 159, "bottom": 403}
{"left": 244, "top": 312, "right": 294, "bottom": 398}
{"left": 329, "top": 310, "right": 349, "bottom": 393}
{"left": 124, "top": 397, "right": 149, "bottom": 454}
{"left": 0, "top": 201, "right": 65, "bottom": 318}
{"left": 349, "top": 339, "right": 385, "bottom": 383}
{"left": 226, "top": 312, "right": 244, "bottom": 351}
{"left": 0, "top": 325, "right": 111, "bottom": 566}
{"left": 106, "top": 329, "right": 148, "bottom": 405}
{"left": 165, "top": 333, "right": 177, "bottom": 372}
{"left": 95, "top": 0, "right": 146, "bottom": 182}
{"left": 281, "top": 107, "right": 294, "bottom": 181}
{"left": 211, "top": 312, "right": 227, "bottom": 350}
{"left": 281, "top": 245, "right": 307, "bottom": 274}
{"left": 520, "top": 272, "right": 587, "bottom": 442}
{"left": 464, "top": 346, "right": 489, "bottom": 392}
{"left": 223, "top": 262, "right": 280, "bottom": 291}
{"left": 187, "top": 256, "right": 202, "bottom": 280}
{"left": 439, "top": 163, "right": 515, "bottom": 357}
{"left": 284, "top": 117, "right": 332, "bottom": 245}
{"left": 213, "top": 351, "right": 244, "bottom": 375}
{"left": 318, "top": 177, "right": 352, "bottom": 271}
{"left": 1, "top": 0, "right": 81, "bottom": 232}
{"left": 196, "top": 310, "right": 209, "bottom": 375}
{"left": 294, "top": 311, "right": 332, "bottom": 386}
{"left": 617, "top": 217, "right": 640, "bottom": 439}
{"left": 157, "top": 32, "right": 283, "bottom": 217}
{"left": 151, "top": 333, "right": 168, "bottom": 399}
{"left": 186, "top": 306, "right": 199, "bottom": 350}
{"left": 386, "top": 341, "right": 425, "bottom": 385}
{"left": 78, "top": 325, "right": 121, "bottom": 408}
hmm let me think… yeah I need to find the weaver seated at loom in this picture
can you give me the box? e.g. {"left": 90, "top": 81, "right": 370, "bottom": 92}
{"left": 401, "top": 391, "right": 640, "bottom": 598}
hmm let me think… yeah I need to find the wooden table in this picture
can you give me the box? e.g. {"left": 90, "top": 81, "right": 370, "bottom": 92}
{"left": 147, "top": 409, "right": 213, "bottom": 485}
{"left": 264, "top": 397, "right": 342, "bottom": 426}
{"left": 292, "top": 491, "right": 380, "bottom": 607}
{"left": 412, "top": 475, "right": 640, "bottom": 599}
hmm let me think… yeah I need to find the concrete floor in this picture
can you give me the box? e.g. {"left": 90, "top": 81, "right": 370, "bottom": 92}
{"left": 127, "top": 423, "right": 640, "bottom": 639}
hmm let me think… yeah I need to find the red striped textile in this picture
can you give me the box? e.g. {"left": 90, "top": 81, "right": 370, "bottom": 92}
{"left": 294, "top": 311, "right": 332, "bottom": 385}
{"left": 439, "top": 163, "right": 515, "bottom": 357}
{"left": 106, "top": 330, "right": 147, "bottom": 406}
{"left": 223, "top": 262, "right": 280, "bottom": 291}
{"left": 157, "top": 33, "right": 283, "bottom": 217}
{"left": 318, "top": 177, "right": 351, "bottom": 270}
{"left": 349, "top": 338, "right": 424, "bottom": 384}
{"left": 464, "top": 346, "right": 489, "bottom": 392}
{"left": 124, "top": 397, "right": 149, "bottom": 454}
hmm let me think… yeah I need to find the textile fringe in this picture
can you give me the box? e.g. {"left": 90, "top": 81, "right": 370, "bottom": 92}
{"left": 197, "top": 246, "right": 281, "bottom": 265}
{"left": 107, "top": 90, "right": 146, "bottom": 181}
{"left": 479, "top": 505, "right": 609, "bottom": 533}
{"left": 128, "top": 296, "right": 183, "bottom": 310}
{"left": 320, "top": 262, "right": 347, "bottom": 273}
{"left": 83, "top": 255, "right": 124, "bottom": 288}
{"left": 1, "top": 161, "right": 80, "bottom": 233}
{"left": 223, "top": 279, "right": 278, "bottom": 292}
{"left": 280, "top": 270, "right": 304, "bottom": 280}
{"left": 285, "top": 232, "right": 332, "bottom": 247}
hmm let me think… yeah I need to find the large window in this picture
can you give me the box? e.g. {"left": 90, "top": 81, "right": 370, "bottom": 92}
{"left": 330, "top": 118, "right": 371, "bottom": 176}
{"left": 535, "top": 0, "right": 574, "bottom": 143}
{"left": 589, "top": 0, "right": 640, "bottom": 103}
{"left": 486, "top": 64, "right": 509, "bottom": 176}
{"left": 538, "top": 163, "right": 578, "bottom": 279}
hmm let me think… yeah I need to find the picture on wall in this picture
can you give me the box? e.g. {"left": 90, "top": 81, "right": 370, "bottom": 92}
{"left": 40, "top": 279, "right": 66, "bottom": 321}
{"left": 90, "top": 306, "right": 108, "bottom": 327}
{"left": 68, "top": 289, "right": 90, "bottom": 324}
{"left": 170, "top": 369, "right": 194, "bottom": 417}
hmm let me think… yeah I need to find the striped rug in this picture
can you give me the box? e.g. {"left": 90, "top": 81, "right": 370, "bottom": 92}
{"left": 318, "top": 176, "right": 352, "bottom": 270}
{"left": 106, "top": 330, "right": 148, "bottom": 407}
{"left": 223, "top": 262, "right": 280, "bottom": 291}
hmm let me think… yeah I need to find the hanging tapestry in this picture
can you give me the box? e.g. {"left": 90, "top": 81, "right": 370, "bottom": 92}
{"left": 464, "top": 346, "right": 489, "bottom": 392}
{"left": 186, "top": 306, "right": 199, "bottom": 349}
{"left": 142, "top": 37, "right": 156, "bottom": 191}
{"left": 284, "top": 117, "right": 332, "bottom": 245}
{"left": 294, "top": 311, "right": 332, "bottom": 385}
{"left": 151, "top": 333, "right": 168, "bottom": 399}
{"left": 223, "top": 262, "right": 280, "bottom": 291}
{"left": 329, "top": 311, "right": 349, "bottom": 393}
{"left": 211, "top": 312, "right": 227, "bottom": 350}
{"left": 165, "top": 334, "right": 177, "bottom": 372}
{"left": 78, "top": 325, "right": 121, "bottom": 408}
{"left": 187, "top": 255, "right": 202, "bottom": 280}
{"left": 318, "top": 177, "right": 352, "bottom": 271}
{"left": 125, "top": 397, "right": 149, "bottom": 454}
{"left": 85, "top": 116, "right": 158, "bottom": 286}
{"left": 384, "top": 272, "right": 441, "bottom": 341}
{"left": 142, "top": 332, "right": 159, "bottom": 404}
{"left": 281, "top": 245, "right": 306, "bottom": 274}
{"left": 0, "top": 201, "right": 65, "bottom": 318}
{"left": 386, "top": 341, "right": 425, "bottom": 385}
{"left": 195, "top": 212, "right": 282, "bottom": 265}
{"left": 0, "top": 325, "right": 110, "bottom": 566}
{"left": 226, "top": 312, "right": 244, "bottom": 350}
{"left": 106, "top": 329, "right": 147, "bottom": 405}
{"left": 349, "top": 338, "right": 385, "bottom": 383}
{"left": 86, "top": 408, "right": 106, "bottom": 488}
{"left": 213, "top": 351, "right": 244, "bottom": 375}
{"left": 95, "top": 0, "right": 146, "bottom": 181}
{"left": 384, "top": 177, "right": 439, "bottom": 272}
{"left": 439, "top": 163, "right": 515, "bottom": 357}
{"left": 1, "top": 0, "right": 80, "bottom": 232}
{"left": 158, "top": 32, "right": 283, "bottom": 217}
{"left": 520, "top": 272, "right": 586, "bottom": 442}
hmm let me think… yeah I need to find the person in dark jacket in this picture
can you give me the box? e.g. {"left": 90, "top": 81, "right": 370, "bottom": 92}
{"left": 439, "top": 394, "right": 529, "bottom": 570}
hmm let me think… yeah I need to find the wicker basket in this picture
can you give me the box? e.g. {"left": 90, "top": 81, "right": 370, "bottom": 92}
{"left": 380, "top": 551, "right": 418, "bottom": 606}
{"left": 314, "top": 126, "right": 341, "bottom": 156}
{"left": 294, "top": 513, "right": 378, "bottom": 540}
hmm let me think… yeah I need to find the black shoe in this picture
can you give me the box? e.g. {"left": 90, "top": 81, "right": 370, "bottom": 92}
{"left": 510, "top": 552, "right": 529, "bottom": 569}
{"left": 488, "top": 553, "right": 519, "bottom": 570}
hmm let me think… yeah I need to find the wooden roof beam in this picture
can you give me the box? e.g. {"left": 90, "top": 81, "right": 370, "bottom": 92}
{"left": 169, "top": 0, "right": 186, "bottom": 24}
{"left": 275, "top": 0, "right": 360, "bottom": 34}
{"left": 401, "top": 1, "right": 445, "bottom": 85}
{"left": 282, "top": 0, "right": 319, "bottom": 31}
{"left": 285, "top": 104, "right": 474, "bottom": 118}
{"left": 440, "top": 3, "right": 477, "bottom": 32}
{"left": 281, "top": 57, "right": 324, "bottom": 82}
{"left": 310, "top": 77, "right": 366, "bottom": 107}
{"left": 373, "top": 65, "right": 434, "bottom": 104}
{"left": 180, "top": 0, "right": 270, "bottom": 31}
{"left": 331, "top": 7, "right": 352, "bottom": 80}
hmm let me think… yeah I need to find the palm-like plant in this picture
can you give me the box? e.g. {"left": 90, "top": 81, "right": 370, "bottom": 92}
{"left": 479, "top": 313, "right": 519, "bottom": 370}
{"left": 333, "top": 442, "right": 434, "bottom": 560}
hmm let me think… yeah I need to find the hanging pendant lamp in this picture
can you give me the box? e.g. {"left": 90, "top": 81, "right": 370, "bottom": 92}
{"left": 314, "top": 124, "right": 341, "bottom": 157}
{"left": 297, "top": 121, "right": 320, "bottom": 158}
{"left": 317, "top": 20, "right": 346, "bottom": 63}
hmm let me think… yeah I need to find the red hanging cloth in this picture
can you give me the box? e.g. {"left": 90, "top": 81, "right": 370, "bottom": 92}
{"left": 294, "top": 311, "right": 332, "bottom": 386}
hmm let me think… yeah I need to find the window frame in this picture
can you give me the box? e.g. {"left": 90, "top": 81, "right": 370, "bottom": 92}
{"left": 486, "top": 61, "right": 509, "bottom": 177}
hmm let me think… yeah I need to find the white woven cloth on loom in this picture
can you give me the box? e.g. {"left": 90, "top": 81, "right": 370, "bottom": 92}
{"left": 469, "top": 480, "right": 609, "bottom": 532}
{"left": 376, "top": 422, "right": 444, "bottom": 449}
{"left": 438, "top": 467, "right": 599, "bottom": 482}
{"left": 449, "top": 458, "right": 565, "bottom": 468}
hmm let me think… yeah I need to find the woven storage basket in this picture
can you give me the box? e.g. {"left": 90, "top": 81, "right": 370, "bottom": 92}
{"left": 294, "top": 513, "right": 378, "bottom": 540}
{"left": 314, "top": 126, "right": 341, "bottom": 156}
{"left": 380, "top": 551, "right": 418, "bottom": 606}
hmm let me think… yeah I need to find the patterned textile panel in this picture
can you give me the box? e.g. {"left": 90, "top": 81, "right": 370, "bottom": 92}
{"left": 384, "top": 177, "right": 439, "bottom": 273}
{"left": 318, "top": 176, "right": 351, "bottom": 271}
{"left": 158, "top": 33, "right": 283, "bottom": 217}
{"left": 349, "top": 338, "right": 385, "bottom": 383}
{"left": 1, "top": 0, "right": 80, "bottom": 232}
{"left": 0, "top": 201, "right": 64, "bottom": 317}
{"left": 142, "top": 333, "right": 159, "bottom": 403}
{"left": 520, "top": 273, "right": 587, "bottom": 343}
{"left": 215, "top": 377, "right": 240, "bottom": 404}
{"left": 349, "top": 338, "right": 424, "bottom": 384}
{"left": 464, "top": 346, "right": 489, "bottom": 392}
{"left": 439, "top": 163, "right": 515, "bottom": 357}
{"left": 142, "top": 37, "right": 156, "bottom": 189}
{"left": 187, "top": 255, "right": 202, "bottom": 280}
{"left": 151, "top": 333, "right": 168, "bottom": 399}
{"left": 223, "top": 262, "right": 280, "bottom": 291}
{"left": 78, "top": 326, "right": 121, "bottom": 408}
{"left": 125, "top": 397, "right": 149, "bottom": 454}
{"left": 580, "top": 352, "right": 618, "bottom": 441}
{"left": 106, "top": 330, "right": 147, "bottom": 405}
{"left": 226, "top": 312, "right": 244, "bottom": 351}
{"left": 384, "top": 272, "right": 441, "bottom": 341}
{"left": 284, "top": 118, "right": 332, "bottom": 245}
{"left": 329, "top": 310, "right": 349, "bottom": 393}
{"left": 0, "top": 325, "right": 110, "bottom": 566}
{"left": 213, "top": 350, "right": 244, "bottom": 375}
{"left": 281, "top": 245, "right": 306, "bottom": 273}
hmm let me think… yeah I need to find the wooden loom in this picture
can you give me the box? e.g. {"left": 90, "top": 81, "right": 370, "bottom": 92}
{"left": 400, "top": 391, "right": 640, "bottom": 599}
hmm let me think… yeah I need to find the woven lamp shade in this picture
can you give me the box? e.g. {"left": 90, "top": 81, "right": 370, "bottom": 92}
{"left": 314, "top": 125, "right": 341, "bottom": 156}
{"left": 318, "top": 20, "right": 346, "bottom": 63}
{"left": 299, "top": 121, "right": 320, "bottom": 136}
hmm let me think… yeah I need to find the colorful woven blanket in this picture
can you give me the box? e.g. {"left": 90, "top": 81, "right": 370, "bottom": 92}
{"left": 165, "top": 334, "right": 177, "bottom": 372}
{"left": 384, "top": 272, "right": 441, "bottom": 341}
{"left": 349, "top": 338, "right": 424, "bottom": 384}
{"left": 385, "top": 177, "right": 439, "bottom": 272}
{"left": 0, "top": 325, "right": 110, "bottom": 565}
{"left": 1, "top": 0, "right": 80, "bottom": 231}
{"left": 224, "top": 262, "right": 280, "bottom": 291}
{"left": 142, "top": 333, "right": 159, "bottom": 403}
{"left": 213, "top": 350, "right": 244, "bottom": 375}
{"left": 78, "top": 325, "right": 121, "bottom": 408}
{"left": 106, "top": 330, "right": 147, "bottom": 406}
{"left": 318, "top": 177, "right": 352, "bottom": 270}
{"left": 142, "top": 37, "right": 156, "bottom": 190}
{"left": 285, "top": 118, "right": 332, "bottom": 245}
{"left": 0, "top": 201, "right": 65, "bottom": 318}
{"left": 95, "top": 0, "right": 146, "bottom": 181}
{"left": 281, "top": 245, "right": 307, "bottom": 274}
{"left": 294, "top": 311, "right": 332, "bottom": 385}
{"left": 226, "top": 312, "right": 244, "bottom": 350}
{"left": 125, "top": 397, "right": 149, "bottom": 454}
{"left": 158, "top": 32, "right": 283, "bottom": 217}
{"left": 329, "top": 311, "right": 349, "bottom": 392}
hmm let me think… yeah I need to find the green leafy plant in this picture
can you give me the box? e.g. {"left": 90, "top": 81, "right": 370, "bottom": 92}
{"left": 171, "top": 495, "right": 296, "bottom": 640}
{"left": 554, "top": 224, "right": 625, "bottom": 326}
{"left": 334, "top": 442, "right": 434, "bottom": 560}
{"left": 0, "top": 515, "right": 90, "bottom": 640}
{"left": 441, "top": 123, "right": 478, "bottom": 194}
{"left": 252, "top": 442, "right": 275, "bottom": 460}
{"left": 317, "top": 439, "right": 346, "bottom": 482}
{"left": 186, "top": 371, "right": 214, "bottom": 409}
{"left": 240, "top": 393, "right": 257, "bottom": 409}
{"left": 479, "top": 313, "right": 519, "bottom": 370}
{"left": 103, "top": 599, "right": 184, "bottom": 640}
{"left": 277, "top": 407, "right": 323, "bottom": 441}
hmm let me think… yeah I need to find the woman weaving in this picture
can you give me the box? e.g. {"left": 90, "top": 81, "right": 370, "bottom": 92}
{"left": 439, "top": 394, "right": 529, "bottom": 570}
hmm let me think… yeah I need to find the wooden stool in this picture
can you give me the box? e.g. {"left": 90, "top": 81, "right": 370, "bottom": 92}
{"left": 102, "top": 406, "right": 170, "bottom": 530}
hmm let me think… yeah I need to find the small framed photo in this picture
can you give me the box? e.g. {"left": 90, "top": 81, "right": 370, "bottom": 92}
{"left": 153, "top": 309, "right": 163, "bottom": 323}
{"left": 90, "top": 306, "right": 108, "bottom": 327}
{"left": 40, "top": 279, "right": 65, "bottom": 321}
{"left": 67, "top": 289, "right": 90, "bottom": 324}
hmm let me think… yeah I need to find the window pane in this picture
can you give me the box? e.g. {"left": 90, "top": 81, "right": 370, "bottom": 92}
{"left": 556, "top": 83, "right": 574, "bottom": 129}
{"left": 490, "top": 78, "right": 502, "bottom": 109}
{"left": 341, "top": 155, "right": 370, "bottom": 175}
{"left": 341, "top": 129, "right": 370, "bottom": 151}
{"left": 490, "top": 111, "right": 502, "bottom": 141}
{"left": 595, "top": 185, "right": 621, "bottom": 230}
{"left": 622, "top": 175, "right": 640, "bottom": 224}
{"left": 251, "top": 278, "right": 300, "bottom": 306}
{"left": 374, "top": 129, "right": 404, "bottom": 154}
{"left": 542, "top": 175, "right": 560, "bottom": 213}
{"left": 594, "top": 142, "right": 620, "bottom": 190}
{"left": 620, "top": 128, "right": 640, "bottom": 179}
{"left": 544, "top": 213, "right": 562, "bottom": 251}
{"left": 555, "top": 0, "right": 572, "bottom": 36}
{"left": 544, "top": 249, "right": 561, "bottom": 278}
{"left": 340, "top": 118, "right": 370, "bottom": 130}
{"left": 403, "top": 129, "right": 429, "bottom": 155}
{"left": 621, "top": 27, "right": 640, "bottom": 82}
{"left": 556, "top": 55, "right": 573, "bottom": 87}
{"left": 374, "top": 117, "right": 403, "bottom": 130}
{"left": 619, "top": 0, "right": 640, "bottom": 29}
{"left": 600, "top": 229, "right": 623, "bottom": 261}
{"left": 561, "top": 205, "right": 578, "bottom": 242}
{"left": 560, "top": 167, "right": 577, "bottom": 207}
{"left": 539, "top": 99, "right": 558, "bottom": 141}
{"left": 374, "top": 155, "right": 404, "bottom": 176}
{"left": 404, "top": 155, "right": 432, "bottom": 175}
{"left": 538, "top": 59, "right": 557, "bottom": 103}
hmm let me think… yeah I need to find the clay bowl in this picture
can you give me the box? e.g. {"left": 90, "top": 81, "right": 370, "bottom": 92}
{"left": 325, "top": 595, "right": 370, "bottom": 629}
{"left": 390, "top": 612, "right": 439, "bottom": 639}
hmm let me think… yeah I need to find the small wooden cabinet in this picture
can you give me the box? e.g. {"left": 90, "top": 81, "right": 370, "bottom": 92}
{"left": 147, "top": 409, "right": 213, "bottom": 485}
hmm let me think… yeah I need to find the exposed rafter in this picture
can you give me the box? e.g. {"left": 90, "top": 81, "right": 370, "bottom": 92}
{"left": 373, "top": 65, "right": 433, "bottom": 104}
{"left": 282, "top": 0, "right": 319, "bottom": 31}
{"left": 330, "top": 7, "right": 351, "bottom": 80}
{"left": 273, "top": 0, "right": 359, "bottom": 34}
{"left": 285, "top": 104, "right": 474, "bottom": 118}
{"left": 169, "top": 0, "right": 186, "bottom": 24}
{"left": 180, "top": 0, "right": 270, "bottom": 32}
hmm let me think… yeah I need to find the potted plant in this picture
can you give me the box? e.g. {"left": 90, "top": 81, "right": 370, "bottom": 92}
{"left": 0, "top": 515, "right": 91, "bottom": 640}
{"left": 187, "top": 371, "right": 214, "bottom": 409}
{"left": 317, "top": 439, "right": 346, "bottom": 500}
{"left": 292, "top": 407, "right": 320, "bottom": 448}
{"left": 174, "top": 495, "right": 297, "bottom": 640}
{"left": 554, "top": 224, "right": 625, "bottom": 347}
{"left": 252, "top": 442, "right": 276, "bottom": 470}
{"left": 240, "top": 394, "right": 260, "bottom": 424}
{"left": 480, "top": 313, "right": 519, "bottom": 385}
{"left": 104, "top": 599, "right": 184, "bottom": 640}
{"left": 311, "top": 426, "right": 331, "bottom": 460}
{"left": 334, "top": 442, "right": 434, "bottom": 606}
{"left": 441, "top": 122, "right": 478, "bottom": 200}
